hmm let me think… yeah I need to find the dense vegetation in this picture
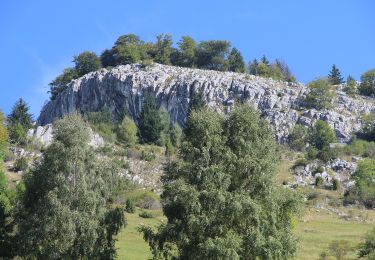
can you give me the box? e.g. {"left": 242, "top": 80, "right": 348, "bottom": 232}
{"left": 48, "top": 33, "right": 298, "bottom": 100}
{"left": 15, "top": 114, "right": 126, "bottom": 259}
{"left": 141, "top": 105, "right": 300, "bottom": 259}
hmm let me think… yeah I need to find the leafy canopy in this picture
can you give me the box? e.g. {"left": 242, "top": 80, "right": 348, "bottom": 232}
{"left": 141, "top": 105, "right": 300, "bottom": 259}
{"left": 14, "top": 113, "right": 126, "bottom": 259}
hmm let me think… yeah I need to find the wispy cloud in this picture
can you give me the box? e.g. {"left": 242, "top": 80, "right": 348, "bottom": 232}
{"left": 22, "top": 46, "right": 70, "bottom": 116}
{"left": 95, "top": 21, "right": 115, "bottom": 46}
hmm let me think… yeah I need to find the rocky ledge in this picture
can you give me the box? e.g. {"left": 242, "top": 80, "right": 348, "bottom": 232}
{"left": 38, "top": 63, "right": 375, "bottom": 143}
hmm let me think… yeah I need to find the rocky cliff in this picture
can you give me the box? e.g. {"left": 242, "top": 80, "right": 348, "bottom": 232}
{"left": 38, "top": 63, "right": 375, "bottom": 143}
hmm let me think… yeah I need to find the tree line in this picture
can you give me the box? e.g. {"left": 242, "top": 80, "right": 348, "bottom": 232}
{"left": 48, "top": 33, "right": 299, "bottom": 100}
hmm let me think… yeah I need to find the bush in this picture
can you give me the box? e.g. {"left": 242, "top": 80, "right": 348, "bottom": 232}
{"left": 139, "top": 211, "right": 153, "bottom": 219}
{"left": 125, "top": 198, "right": 135, "bottom": 213}
{"left": 117, "top": 116, "right": 138, "bottom": 147}
{"left": 305, "top": 78, "right": 334, "bottom": 110}
{"left": 315, "top": 176, "right": 324, "bottom": 187}
{"left": 288, "top": 124, "right": 308, "bottom": 151}
{"left": 332, "top": 178, "right": 340, "bottom": 191}
{"left": 358, "top": 227, "right": 375, "bottom": 258}
{"left": 306, "top": 146, "right": 319, "bottom": 160}
{"left": 327, "top": 240, "right": 352, "bottom": 260}
{"left": 141, "top": 150, "right": 156, "bottom": 162}
{"left": 306, "top": 191, "right": 319, "bottom": 201}
{"left": 315, "top": 165, "right": 324, "bottom": 174}
{"left": 353, "top": 158, "right": 375, "bottom": 208}
{"left": 14, "top": 157, "right": 28, "bottom": 172}
{"left": 293, "top": 158, "right": 309, "bottom": 168}
{"left": 359, "top": 69, "right": 375, "bottom": 96}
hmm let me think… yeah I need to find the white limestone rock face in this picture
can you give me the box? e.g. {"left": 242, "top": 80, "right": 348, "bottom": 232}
{"left": 29, "top": 124, "right": 104, "bottom": 148}
{"left": 37, "top": 63, "right": 375, "bottom": 143}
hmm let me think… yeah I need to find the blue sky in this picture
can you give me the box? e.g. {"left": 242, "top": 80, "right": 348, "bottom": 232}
{"left": 0, "top": 0, "right": 374, "bottom": 117}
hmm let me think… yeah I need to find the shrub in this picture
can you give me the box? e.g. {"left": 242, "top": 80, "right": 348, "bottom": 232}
{"left": 139, "top": 211, "right": 153, "bottom": 219}
{"left": 14, "top": 157, "right": 28, "bottom": 172}
{"left": 315, "top": 176, "right": 324, "bottom": 187}
{"left": 315, "top": 165, "right": 324, "bottom": 174}
{"left": 293, "top": 158, "right": 309, "bottom": 168}
{"left": 359, "top": 68, "right": 375, "bottom": 96}
{"left": 288, "top": 124, "right": 308, "bottom": 151}
{"left": 327, "top": 240, "right": 352, "bottom": 260}
{"left": 332, "top": 178, "right": 340, "bottom": 191}
{"left": 353, "top": 158, "right": 375, "bottom": 208}
{"left": 118, "top": 116, "right": 138, "bottom": 147}
{"left": 125, "top": 198, "right": 135, "bottom": 213}
{"left": 306, "top": 146, "right": 319, "bottom": 160}
{"left": 306, "top": 191, "right": 319, "bottom": 201}
{"left": 358, "top": 227, "right": 375, "bottom": 258}
{"left": 141, "top": 150, "right": 156, "bottom": 162}
{"left": 305, "top": 78, "right": 334, "bottom": 110}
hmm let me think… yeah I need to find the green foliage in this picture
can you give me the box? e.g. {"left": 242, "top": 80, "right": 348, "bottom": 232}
{"left": 73, "top": 51, "right": 101, "bottom": 77}
{"left": 248, "top": 56, "right": 296, "bottom": 82}
{"left": 7, "top": 99, "right": 33, "bottom": 145}
{"left": 139, "top": 211, "right": 153, "bottom": 219}
{"left": 327, "top": 240, "right": 352, "bottom": 260}
{"left": 0, "top": 113, "right": 13, "bottom": 257}
{"left": 138, "top": 94, "right": 163, "bottom": 144}
{"left": 118, "top": 116, "right": 138, "bottom": 147}
{"left": 310, "top": 120, "right": 336, "bottom": 150}
{"left": 187, "top": 89, "right": 206, "bottom": 120}
{"left": 315, "top": 176, "right": 324, "bottom": 187}
{"left": 48, "top": 68, "right": 78, "bottom": 100}
{"left": 328, "top": 64, "right": 344, "bottom": 85}
{"left": 14, "top": 113, "right": 126, "bottom": 259}
{"left": 169, "top": 123, "right": 183, "bottom": 148}
{"left": 309, "top": 120, "right": 337, "bottom": 161}
{"left": 338, "top": 139, "right": 375, "bottom": 158}
{"left": 157, "top": 107, "right": 171, "bottom": 146}
{"left": 125, "top": 198, "right": 135, "bottom": 214}
{"left": 86, "top": 108, "right": 117, "bottom": 142}
{"left": 289, "top": 124, "right": 308, "bottom": 151}
{"left": 141, "top": 105, "right": 300, "bottom": 259}
{"left": 358, "top": 227, "right": 375, "bottom": 258}
{"left": 196, "top": 40, "right": 231, "bottom": 71}
{"left": 353, "top": 158, "right": 375, "bottom": 208}
{"left": 359, "top": 69, "right": 375, "bottom": 96}
{"left": 332, "top": 178, "right": 340, "bottom": 191}
{"left": 175, "top": 36, "right": 197, "bottom": 67}
{"left": 305, "top": 78, "right": 334, "bottom": 110}
{"left": 0, "top": 112, "right": 8, "bottom": 153}
{"left": 228, "top": 47, "right": 245, "bottom": 73}
{"left": 343, "top": 75, "right": 358, "bottom": 95}
{"left": 306, "top": 146, "right": 319, "bottom": 160}
{"left": 14, "top": 157, "right": 28, "bottom": 172}
{"left": 153, "top": 34, "right": 173, "bottom": 65}
{"left": 275, "top": 59, "right": 296, "bottom": 82}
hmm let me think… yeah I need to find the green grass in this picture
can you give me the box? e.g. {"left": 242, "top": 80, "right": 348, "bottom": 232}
{"left": 116, "top": 209, "right": 164, "bottom": 260}
{"left": 295, "top": 208, "right": 375, "bottom": 259}
{"left": 116, "top": 207, "right": 375, "bottom": 260}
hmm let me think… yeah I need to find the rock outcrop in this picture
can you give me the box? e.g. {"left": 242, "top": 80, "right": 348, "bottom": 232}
{"left": 38, "top": 63, "right": 375, "bottom": 143}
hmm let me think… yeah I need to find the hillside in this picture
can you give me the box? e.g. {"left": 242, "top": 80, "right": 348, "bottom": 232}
{"left": 38, "top": 63, "right": 375, "bottom": 143}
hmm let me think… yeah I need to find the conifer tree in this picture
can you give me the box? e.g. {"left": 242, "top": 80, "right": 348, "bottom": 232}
{"left": 138, "top": 93, "right": 163, "bottom": 144}
{"left": 328, "top": 64, "right": 344, "bottom": 85}
{"left": 228, "top": 48, "right": 245, "bottom": 73}
{"left": 7, "top": 99, "right": 33, "bottom": 145}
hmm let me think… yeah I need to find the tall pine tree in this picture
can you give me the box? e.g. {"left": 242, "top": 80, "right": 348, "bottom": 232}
{"left": 328, "top": 64, "right": 344, "bottom": 85}
{"left": 138, "top": 93, "right": 163, "bottom": 144}
{"left": 228, "top": 48, "right": 245, "bottom": 73}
